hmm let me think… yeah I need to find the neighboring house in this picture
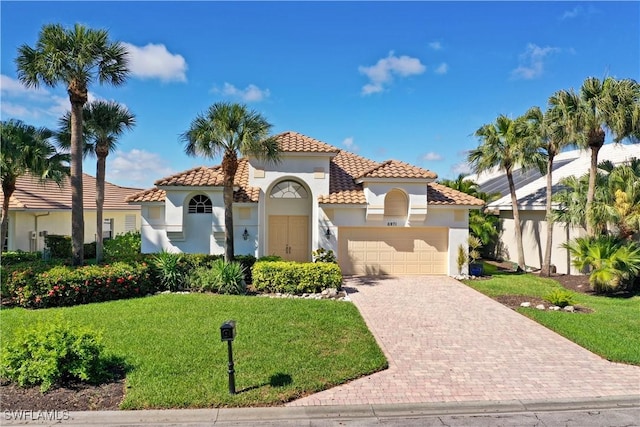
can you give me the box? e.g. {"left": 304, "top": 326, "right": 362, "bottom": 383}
{"left": 472, "top": 143, "right": 640, "bottom": 275}
{"left": 1, "top": 173, "right": 142, "bottom": 252}
{"left": 127, "top": 131, "right": 483, "bottom": 276}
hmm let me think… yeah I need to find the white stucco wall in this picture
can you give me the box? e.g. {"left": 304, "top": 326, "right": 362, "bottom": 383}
{"left": 7, "top": 209, "right": 140, "bottom": 252}
{"left": 498, "top": 210, "right": 586, "bottom": 275}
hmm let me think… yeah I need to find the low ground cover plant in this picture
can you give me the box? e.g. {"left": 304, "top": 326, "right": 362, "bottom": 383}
{"left": 190, "top": 259, "right": 246, "bottom": 295}
{"left": 0, "top": 319, "right": 115, "bottom": 392}
{"left": 544, "top": 288, "right": 576, "bottom": 308}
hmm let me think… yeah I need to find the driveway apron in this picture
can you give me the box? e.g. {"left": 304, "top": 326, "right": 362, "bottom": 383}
{"left": 287, "top": 276, "right": 640, "bottom": 406}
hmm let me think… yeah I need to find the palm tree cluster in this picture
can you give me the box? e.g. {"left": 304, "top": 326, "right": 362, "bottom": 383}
{"left": 468, "top": 76, "right": 640, "bottom": 289}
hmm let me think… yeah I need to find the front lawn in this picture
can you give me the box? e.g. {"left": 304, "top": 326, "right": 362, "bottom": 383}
{"left": 0, "top": 293, "right": 387, "bottom": 409}
{"left": 463, "top": 268, "right": 640, "bottom": 365}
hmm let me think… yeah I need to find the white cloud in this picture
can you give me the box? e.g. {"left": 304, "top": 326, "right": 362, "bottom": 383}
{"left": 434, "top": 63, "right": 449, "bottom": 75}
{"left": 109, "top": 149, "right": 176, "bottom": 187}
{"left": 342, "top": 137, "right": 359, "bottom": 152}
{"left": 0, "top": 74, "right": 49, "bottom": 98}
{"left": 422, "top": 152, "right": 443, "bottom": 161}
{"left": 451, "top": 161, "right": 473, "bottom": 176}
{"left": 561, "top": 6, "right": 582, "bottom": 20}
{"left": 428, "top": 41, "right": 442, "bottom": 50}
{"left": 359, "top": 51, "right": 426, "bottom": 95}
{"left": 215, "top": 83, "right": 270, "bottom": 102}
{"left": 0, "top": 101, "right": 33, "bottom": 119}
{"left": 511, "top": 43, "right": 561, "bottom": 80}
{"left": 123, "top": 42, "right": 187, "bottom": 82}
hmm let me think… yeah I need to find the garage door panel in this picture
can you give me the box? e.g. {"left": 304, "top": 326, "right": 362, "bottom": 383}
{"left": 339, "top": 227, "right": 448, "bottom": 276}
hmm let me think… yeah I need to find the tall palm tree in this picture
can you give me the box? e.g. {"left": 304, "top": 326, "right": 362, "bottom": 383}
{"left": 571, "top": 77, "right": 640, "bottom": 236}
{"left": 0, "top": 120, "right": 69, "bottom": 249}
{"left": 16, "top": 23, "right": 129, "bottom": 265}
{"left": 58, "top": 100, "right": 136, "bottom": 262}
{"left": 181, "top": 102, "right": 280, "bottom": 262}
{"left": 524, "top": 101, "right": 573, "bottom": 276}
{"left": 468, "top": 114, "right": 544, "bottom": 271}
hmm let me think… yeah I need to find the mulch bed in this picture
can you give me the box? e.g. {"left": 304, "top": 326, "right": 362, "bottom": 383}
{"left": 0, "top": 266, "right": 605, "bottom": 412}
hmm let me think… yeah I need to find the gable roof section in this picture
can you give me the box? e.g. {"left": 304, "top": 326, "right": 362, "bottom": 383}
{"left": 128, "top": 131, "right": 480, "bottom": 207}
{"left": 2, "top": 174, "right": 141, "bottom": 211}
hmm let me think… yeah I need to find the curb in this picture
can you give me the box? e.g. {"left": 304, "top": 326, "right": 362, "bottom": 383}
{"left": 3, "top": 395, "right": 639, "bottom": 426}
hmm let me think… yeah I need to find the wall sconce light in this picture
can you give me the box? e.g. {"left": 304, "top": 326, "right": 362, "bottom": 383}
{"left": 325, "top": 227, "right": 332, "bottom": 238}
{"left": 242, "top": 228, "right": 249, "bottom": 240}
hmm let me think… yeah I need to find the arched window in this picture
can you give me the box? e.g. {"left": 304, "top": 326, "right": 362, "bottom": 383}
{"left": 270, "top": 180, "right": 308, "bottom": 199}
{"left": 384, "top": 189, "right": 408, "bottom": 217}
{"left": 188, "top": 195, "right": 212, "bottom": 214}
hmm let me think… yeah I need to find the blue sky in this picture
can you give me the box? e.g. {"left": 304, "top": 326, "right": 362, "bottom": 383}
{"left": 1, "top": 1, "right": 638, "bottom": 190}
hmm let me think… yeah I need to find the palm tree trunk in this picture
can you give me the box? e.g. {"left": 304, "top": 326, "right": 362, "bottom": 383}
{"left": 95, "top": 154, "right": 106, "bottom": 263}
{"left": 541, "top": 156, "right": 555, "bottom": 277}
{"left": 507, "top": 171, "right": 526, "bottom": 271}
{"left": 585, "top": 146, "right": 601, "bottom": 237}
{"left": 222, "top": 151, "right": 238, "bottom": 262}
{"left": 1, "top": 179, "right": 15, "bottom": 251}
{"left": 70, "top": 99, "right": 85, "bottom": 265}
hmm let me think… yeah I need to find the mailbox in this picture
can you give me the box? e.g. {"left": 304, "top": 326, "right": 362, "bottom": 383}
{"left": 220, "top": 320, "right": 236, "bottom": 342}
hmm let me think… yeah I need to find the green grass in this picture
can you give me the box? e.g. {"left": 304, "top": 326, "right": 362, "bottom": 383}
{"left": 1, "top": 294, "right": 387, "bottom": 409}
{"left": 463, "top": 267, "right": 640, "bottom": 365}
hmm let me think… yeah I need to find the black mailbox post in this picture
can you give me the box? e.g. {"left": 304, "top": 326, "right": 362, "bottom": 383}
{"left": 220, "top": 320, "right": 236, "bottom": 394}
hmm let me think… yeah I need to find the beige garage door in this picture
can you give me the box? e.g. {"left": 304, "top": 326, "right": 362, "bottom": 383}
{"left": 338, "top": 227, "right": 448, "bottom": 276}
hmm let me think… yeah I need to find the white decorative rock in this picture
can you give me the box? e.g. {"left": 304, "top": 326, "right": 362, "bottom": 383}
{"left": 520, "top": 302, "right": 531, "bottom": 307}
{"left": 536, "top": 304, "right": 546, "bottom": 310}
{"left": 564, "top": 306, "right": 575, "bottom": 312}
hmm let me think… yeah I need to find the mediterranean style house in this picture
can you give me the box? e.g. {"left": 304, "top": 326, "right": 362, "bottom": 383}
{"left": 2, "top": 173, "right": 142, "bottom": 252}
{"left": 127, "top": 131, "right": 484, "bottom": 276}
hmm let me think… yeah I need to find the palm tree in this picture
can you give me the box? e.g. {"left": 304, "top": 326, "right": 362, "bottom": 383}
{"left": 524, "top": 101, "right": 573, "bottom": 276}
{"left": 58, "top": 100, "right": 136, "bottom": 262}
{"left": 181, "top": 102, "right": 280, "bottom": 262}
{"left": 468, "top": 114, "right": 544, "bottom": 271}
{"left": 16, "top": 23, "right": 129, "bottom": 265}
{"left": 570, "top": 77, "right": 640, "bottom": 236}
{"left": 0, "top": 119, "right": 69, "bottom": 249}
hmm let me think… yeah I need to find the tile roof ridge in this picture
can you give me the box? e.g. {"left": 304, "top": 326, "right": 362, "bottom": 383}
{"left": 355, "top": 159, "right": 388, "bottom": 179}
{"left": 153, "top": 165, "right": 218, "bottom": 186}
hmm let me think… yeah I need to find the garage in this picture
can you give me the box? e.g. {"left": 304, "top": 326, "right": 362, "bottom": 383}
{"left": 338, "top": 227, "right": 448, "bottom": 276}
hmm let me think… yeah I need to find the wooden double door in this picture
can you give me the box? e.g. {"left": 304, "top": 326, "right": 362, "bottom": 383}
{"left": 268, "top": 215, "right": 309, "bottom": 262}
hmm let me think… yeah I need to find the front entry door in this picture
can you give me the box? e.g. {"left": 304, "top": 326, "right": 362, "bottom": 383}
{"left": 268, "top": 215, "right": 309, "bottom": 262}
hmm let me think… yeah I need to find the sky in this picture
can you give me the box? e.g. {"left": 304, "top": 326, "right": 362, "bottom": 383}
{"left": 1, "top": 1, "right": 638, "bottom": 190}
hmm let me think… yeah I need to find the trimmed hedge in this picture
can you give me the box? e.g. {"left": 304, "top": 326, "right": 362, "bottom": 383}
{"left": 4, "top": 261, "right": 154, "bottom": 308}
{"left": 252, "top": 261, "right": 342, "bottom": 294}
{"left": 1, "top": 251, "right": 42, "bottom": 266}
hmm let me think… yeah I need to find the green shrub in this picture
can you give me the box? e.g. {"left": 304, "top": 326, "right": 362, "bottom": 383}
{"left": 312, "top": 248, "right": 337, "bottom": 263}
{"left": 563, "top": 236, "right": 640, "bottom": 293}
{"left": 182, "top": 253, "right": 222, "bottom": 270}
{"left": 84, "top": 242, "right": 97, "bottom": 260}
{"left": 0, "top": 320, "right": 110, "bottom": 392}
{"left": 1, "top": 251, "right": 42, "bottom": 266}
{"left": 256, "top": 255, "right": 283, "bottom": 263}
{"left": 234, "top": 254, "right": 256, "bottom": 283}
{"left": 544, "top": 288, "right": 576, "bottom": 308}
{"left": 189, "top": 259, "right": 246, "bottom": 295}
{"left": 4, "top": 261, "right": 154, "bottom": 308}
{"left": 104, "top": 231, "right": 142, "bottom": 262}
{"left": 252, "top": 261, "right": 342, "bottom": 294}
{"left": 150, "top": 251, "right": 189, "bottom": 291}
{"left": 45, "top": 235, "right": 71, "bottom": 259}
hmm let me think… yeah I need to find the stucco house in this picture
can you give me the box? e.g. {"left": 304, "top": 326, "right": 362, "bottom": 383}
{"left": 127, "top": 131, "right": 484, "bottom": 276}
{"left": 472, "top": 143, "right": 640, "bottom": 275}
{"left": 1, "top": 173, "right": 142, "bottom": 252}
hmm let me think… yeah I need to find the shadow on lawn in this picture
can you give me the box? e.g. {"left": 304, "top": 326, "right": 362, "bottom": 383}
{"left": 237, "top": 372, "right": 293, "bottom": 394}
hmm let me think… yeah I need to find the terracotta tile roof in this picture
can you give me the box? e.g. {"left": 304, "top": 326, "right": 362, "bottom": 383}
{"left": 1, "top": 174, "right": 141, "bottom": 211}
{"left": 357, "top": 159, "right": 438, "bottom": 180}
{"left": 275, "top": 131, "right": 341, "bottom": 153}
{"left": 127, "top": 158, "right": 260, "bottom": 203}
{"left": 127, "top": 133, "right": 480, "bottom": 207}
{"left": 427, "top": 182, "right": 485, "bottom": 206}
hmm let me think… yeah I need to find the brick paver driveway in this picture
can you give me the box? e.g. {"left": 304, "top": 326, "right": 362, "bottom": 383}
{"left": 287, "top": 276, "right": 640, "bottom": 406}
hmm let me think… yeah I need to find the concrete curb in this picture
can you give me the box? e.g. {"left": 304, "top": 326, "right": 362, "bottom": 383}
{"left": 3, "top": 395, "right": 638, "bottom": 426}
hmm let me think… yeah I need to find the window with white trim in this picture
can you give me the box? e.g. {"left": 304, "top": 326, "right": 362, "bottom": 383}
{"left": 270, "top": 181, "right": 308, "bottom": 199}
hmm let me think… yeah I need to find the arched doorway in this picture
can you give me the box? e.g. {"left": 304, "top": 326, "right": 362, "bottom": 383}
{"left": 266, "top": 180, "right": 312, "bottom": 262}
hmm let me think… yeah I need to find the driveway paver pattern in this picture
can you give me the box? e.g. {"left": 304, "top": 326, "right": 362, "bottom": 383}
{"left": 287, "top": 276, "right": 640, "bottom": 406}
